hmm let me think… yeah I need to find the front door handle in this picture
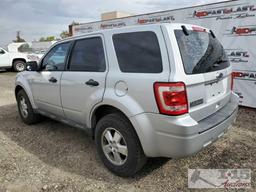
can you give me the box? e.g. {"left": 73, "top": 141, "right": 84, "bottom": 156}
{"left": 48, "top": 77, "right": 57, "bottom": 83}
{"left": 85, "top": 79, "right": 99, "bottom": 87}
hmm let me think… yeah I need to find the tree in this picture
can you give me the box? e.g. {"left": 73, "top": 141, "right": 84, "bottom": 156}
{"left": 39, "top": 36, "right": 56, "bottom": 42}
{"left": 71, "top": 21, "right": 79, "bottom": 26}
{"left": 45, "top": 36, "right": 55, "bottom": 41}
{"left": 60, "top": 21, "right": 79, "bottom": 39}
{"left": 13, "top": 31, "right": 26, "bottom": 42}
{"left": 60, "top": 30, "right": 70, "bottom": 39}
{"left": 39, "top": 37, "right": 46, "bottom": 42}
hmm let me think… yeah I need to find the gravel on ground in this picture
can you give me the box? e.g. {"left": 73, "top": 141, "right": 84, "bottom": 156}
{"left": 0, "top": 72, "right": 255, "bottom": 192}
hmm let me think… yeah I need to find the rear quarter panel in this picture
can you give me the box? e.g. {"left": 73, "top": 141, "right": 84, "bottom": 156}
{"left": 88, "top": 25, "right": 171, "bottom": 127}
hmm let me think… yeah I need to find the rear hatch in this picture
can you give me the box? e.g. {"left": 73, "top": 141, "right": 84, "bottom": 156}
{"left": 173, "top": 25, "right": 232, "bottom": 122}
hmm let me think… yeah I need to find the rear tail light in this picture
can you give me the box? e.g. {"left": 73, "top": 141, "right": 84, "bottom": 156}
{"left": 154, "top": 82, "right": 188, "bottom": 116}
{"left": 192, "top": 26, "right": 206, "bottom": 32}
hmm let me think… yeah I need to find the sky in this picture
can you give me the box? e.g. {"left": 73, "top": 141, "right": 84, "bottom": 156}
{"left": 0, "top": 0, "right": 221, "bottom": 47}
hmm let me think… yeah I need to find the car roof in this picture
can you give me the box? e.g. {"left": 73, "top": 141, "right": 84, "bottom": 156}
{"left": 56, "top": 22, "right": 209, "bottom": 45}
{"left": 58, "top": 23, "right": 179, "bottom": 43}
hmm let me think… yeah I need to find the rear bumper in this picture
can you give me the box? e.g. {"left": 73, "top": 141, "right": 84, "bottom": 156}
{"left": 130, "top": 92, "right": 239, "bottom": 158}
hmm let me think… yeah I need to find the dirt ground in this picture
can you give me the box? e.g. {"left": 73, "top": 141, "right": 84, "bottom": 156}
{"left": 0, "top": 71, "right": 255, "bottom": 192}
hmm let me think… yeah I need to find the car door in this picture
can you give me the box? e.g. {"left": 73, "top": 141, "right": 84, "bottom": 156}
{"left": 61, "top": 35, "right": 107, "bottom": 125}
{"left": 30, "top": 42, "right": 71, "bottom": 117}
{"left": 0, "top": 48, "right": 11, "bottom": 67}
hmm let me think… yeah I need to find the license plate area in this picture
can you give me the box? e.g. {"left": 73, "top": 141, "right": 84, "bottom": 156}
{"left": 205, "top": 81, "right": 224, "bottom": 101}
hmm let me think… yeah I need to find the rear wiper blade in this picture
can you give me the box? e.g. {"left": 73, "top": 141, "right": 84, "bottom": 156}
{"left": 216, "top": 59, "right": 228, "bottom": 64}
{"left": 211, "top": 59, "right": 228, "bottom": 68}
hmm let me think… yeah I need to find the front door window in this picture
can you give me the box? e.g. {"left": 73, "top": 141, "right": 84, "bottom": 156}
{"left": 41, "top": 42, "right": 70, "bottom": 71}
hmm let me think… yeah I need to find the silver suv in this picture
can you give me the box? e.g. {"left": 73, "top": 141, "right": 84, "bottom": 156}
{"left": 15, "top": 23, "right": 238, "bottom": 177}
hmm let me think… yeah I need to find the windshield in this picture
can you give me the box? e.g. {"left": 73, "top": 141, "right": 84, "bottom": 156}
{"left": 175, "top": 30, "right": 230, "bottom": 74}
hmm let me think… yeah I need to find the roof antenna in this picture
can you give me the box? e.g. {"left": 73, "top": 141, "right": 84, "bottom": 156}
{"left": 181, "top": 25, "right": 189, "bottom": 36}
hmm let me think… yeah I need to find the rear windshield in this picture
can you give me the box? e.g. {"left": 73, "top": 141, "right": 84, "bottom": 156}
{"left": 175, "top": 30, "right": 230, "bottom": 74}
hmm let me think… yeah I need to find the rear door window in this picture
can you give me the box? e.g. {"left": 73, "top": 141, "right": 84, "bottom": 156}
{"left": 175, "top": 30, "right": 230, "bottom": 74}
{"left": 113, "top": 31, "right": 162, "bottom": 73}
{"left": 69, "top": 37, "right": 106, "bottom": 72}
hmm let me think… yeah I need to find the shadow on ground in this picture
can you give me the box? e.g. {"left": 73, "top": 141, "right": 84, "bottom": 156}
{"left": 0, "top": 104, "right": 169, "bottom": 184}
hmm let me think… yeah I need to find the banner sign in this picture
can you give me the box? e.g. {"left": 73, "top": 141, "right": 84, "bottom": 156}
{"left": 72, "top": 0, "right": 256, "bottom": 108}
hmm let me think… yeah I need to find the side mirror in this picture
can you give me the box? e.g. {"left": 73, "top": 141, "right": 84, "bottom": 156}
{"left": 0, "top": 49, "right": 5, "bottom": 54}
{"left": 26, "top": 61, "right": 39, "bottom": 71}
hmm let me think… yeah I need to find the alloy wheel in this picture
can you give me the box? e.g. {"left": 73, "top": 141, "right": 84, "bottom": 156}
{"left": 101, "top": 127, "right": 128, "bottom": 166}
{"left": 19, "top": 96, "right": 28, "bottom": 118}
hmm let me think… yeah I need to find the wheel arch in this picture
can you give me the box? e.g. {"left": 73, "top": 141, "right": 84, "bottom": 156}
{"left": 90, "top": 104, "right": 128, "bottom": 136}
{"left": 15, "top": 75, "right": 37, "bottom": 109}
{"left": 12, "top": 58, "right": 27, "bottom": 71}
{"left": 15, "top": 85, "right": 24, "bottom": 99}
{"left": 12, "top": 58, "right": 27, "bottom": 66}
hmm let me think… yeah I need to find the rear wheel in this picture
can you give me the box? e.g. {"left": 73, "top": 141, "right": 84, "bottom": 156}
{"left": 95, "top": 113, "right": 147, "bottom": 177}
{"left": 17, "top": 89, "right": 42, "bottom": 124}
{"left": 13, "top": 60, "right": 26, "bottom": 72}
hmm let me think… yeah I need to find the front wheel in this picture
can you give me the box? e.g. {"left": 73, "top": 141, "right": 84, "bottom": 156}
{"left": 95, "top": 113, "right": 147, "bottom": 177}
{"left": 17, "top": 89, "right": 42, "bottom": 125}
{"left": 13, "top": 60, "right": 26, "bottom": 72}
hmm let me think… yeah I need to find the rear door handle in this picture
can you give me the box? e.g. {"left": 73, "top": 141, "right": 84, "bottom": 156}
{"left": 85, "top": 79, "right": 99, "bottom": 87}
{"left": 48, "top": 77, "right": 57, "bottom": 83}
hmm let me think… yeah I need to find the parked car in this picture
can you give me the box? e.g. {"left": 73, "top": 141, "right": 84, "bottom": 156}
{"left": 0, "top": 47, "right": 39, "bottom": 72}
{"left": 15, "top": 23, "right": 239, "bottom": 177}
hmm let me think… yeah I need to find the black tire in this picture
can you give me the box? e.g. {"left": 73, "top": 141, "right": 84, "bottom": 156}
{"left": 95, "top": 113, "right": 147, "bottom": 177}
{"left": 16, "top": 89, "right": 42, "bottom": 125}
{"left": 13, "top": 60, "right": 26, "bottom": 72}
